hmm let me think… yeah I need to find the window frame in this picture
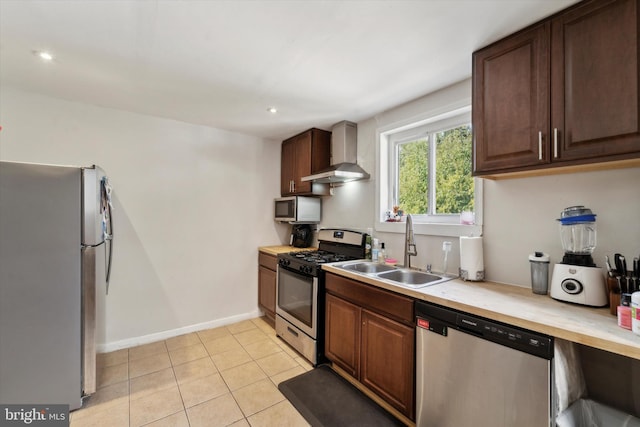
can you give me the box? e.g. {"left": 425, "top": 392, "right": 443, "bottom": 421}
{"left": 376, "top": 105, "right": 483, "bottom": 237}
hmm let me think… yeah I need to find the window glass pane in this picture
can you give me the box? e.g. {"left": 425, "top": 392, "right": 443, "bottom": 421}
{"left": 397, "top": 138, "right": 428, "bottom": 214}
{"left": 434, "top": 125, "right": 473, "bottom": 214}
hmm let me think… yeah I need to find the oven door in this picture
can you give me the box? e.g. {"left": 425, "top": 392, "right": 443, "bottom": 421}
{"left": 276, "top": 265, "right": 318, "bottom": 339}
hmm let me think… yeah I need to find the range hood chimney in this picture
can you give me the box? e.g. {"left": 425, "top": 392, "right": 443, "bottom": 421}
{"left": 301, "top": 121, "right": 370, "bottom": 184}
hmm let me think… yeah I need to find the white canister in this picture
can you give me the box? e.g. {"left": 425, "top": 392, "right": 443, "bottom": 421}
{"left": 459, "top": 236, "right": 484, "bottom": 281}
{"left": 632, "top": 292, "right": 640, "bottom": 336}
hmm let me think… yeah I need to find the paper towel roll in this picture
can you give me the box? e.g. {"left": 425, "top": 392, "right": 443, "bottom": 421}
{"left": 460, "top": 236, "right": 484, "bottom": 281}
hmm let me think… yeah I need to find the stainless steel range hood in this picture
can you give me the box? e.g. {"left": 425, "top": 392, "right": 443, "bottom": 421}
{"left": 301, "top": 121, "right": 370, "bottom": 184}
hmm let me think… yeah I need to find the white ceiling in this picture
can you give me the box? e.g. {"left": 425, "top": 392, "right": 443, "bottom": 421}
{"left": 0, "top": 0, "right": 579, "bottom": 140}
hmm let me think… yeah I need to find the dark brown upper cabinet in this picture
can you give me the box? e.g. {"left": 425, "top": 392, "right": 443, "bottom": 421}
{"left": 281, "top": 128, "right": 331, "bottom": 196}
{"left": 473, "top": 0, "right": 640, "bottom": 177}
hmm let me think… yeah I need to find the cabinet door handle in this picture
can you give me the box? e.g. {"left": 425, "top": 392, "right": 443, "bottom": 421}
{"left": 292, "top": 180, "right": 295, "bottom": 193}
{"left": 538, "top": 131, "right": 543, "bottom": 160}
{"left": 553, "top": 128, "right": 559, "bottom": 158}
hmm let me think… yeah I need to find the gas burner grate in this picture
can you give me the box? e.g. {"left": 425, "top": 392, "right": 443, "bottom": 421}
{"left": 286, "top": 250, "right": 355, "bottom": 264}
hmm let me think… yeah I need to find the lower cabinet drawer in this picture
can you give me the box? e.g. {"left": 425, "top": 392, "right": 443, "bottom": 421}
{"left": 325, "top": 272, "right": 414, "bottom": 325}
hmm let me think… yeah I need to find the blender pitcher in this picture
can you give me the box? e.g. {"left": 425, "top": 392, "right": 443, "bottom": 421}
{"left": 558, "top": 205, "right": 597, "bottom": 266}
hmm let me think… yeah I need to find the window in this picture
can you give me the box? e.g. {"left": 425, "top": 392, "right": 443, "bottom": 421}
{"left": 378, "top": 106, "right": 482, "bottom": 236}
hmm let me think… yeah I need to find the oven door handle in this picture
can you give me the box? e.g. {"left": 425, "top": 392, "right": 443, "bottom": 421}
{"left": 278, "top": 263, "right": 315, "bottom": 278}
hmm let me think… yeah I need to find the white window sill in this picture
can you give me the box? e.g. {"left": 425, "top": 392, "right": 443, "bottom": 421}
{"left": 376, "top": 220, "right": 482, "bottom": 237}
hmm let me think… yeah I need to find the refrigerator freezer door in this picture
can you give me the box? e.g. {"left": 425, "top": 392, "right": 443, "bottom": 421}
{"left": 0, "top": 161, "right": 83, "bottom": 409}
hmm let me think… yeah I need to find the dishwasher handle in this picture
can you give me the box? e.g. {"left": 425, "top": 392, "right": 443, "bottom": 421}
{"left": 456, "top": 314, "right": 485, "bottom": 335}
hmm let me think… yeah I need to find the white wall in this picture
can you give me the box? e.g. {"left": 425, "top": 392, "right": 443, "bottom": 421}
{"left": 0, "top": 86, "right": 287, "bottom": 351}
{"left": 323, "top": 78, "right": 640, "bottom": 287}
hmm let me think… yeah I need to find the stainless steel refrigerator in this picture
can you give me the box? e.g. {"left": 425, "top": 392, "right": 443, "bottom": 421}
{"left": 0, "top": 161, "right": 113, "bottom": 410}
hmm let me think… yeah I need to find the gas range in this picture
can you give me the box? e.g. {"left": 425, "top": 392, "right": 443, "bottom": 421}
{"left": 277, "top": 229, "right": 367, "bottom": 277}
{"left": 275, "top": 228, "right": 367, "bottom": 365}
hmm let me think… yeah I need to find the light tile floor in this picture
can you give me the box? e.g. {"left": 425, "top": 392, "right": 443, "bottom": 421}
{"left": 70, "top": 317, "right": 311, "bottom": 427}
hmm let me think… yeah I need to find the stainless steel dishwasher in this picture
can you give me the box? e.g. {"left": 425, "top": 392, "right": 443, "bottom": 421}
{"left": 416, "top": 301, "right": 555, "bottom": 427}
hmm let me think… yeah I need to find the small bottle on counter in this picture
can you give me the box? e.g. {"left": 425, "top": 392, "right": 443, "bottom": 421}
{"left": 378, "top": 243, "right": 386, "bottom": 264}
{"left": 631, "top": 291, "right": 640, "bottom": 335}
{"left": 365, "top": 228, "right": 373, "bottom": 260}
{"left": 372, "top": 238, "right": 380, "bottom": 262}
{"left": 617, "top": 294, "right": 632, "bottom": 330}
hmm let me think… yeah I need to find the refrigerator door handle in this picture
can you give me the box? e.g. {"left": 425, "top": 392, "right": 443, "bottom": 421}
{"left": 100, "top": 177, "right": 113, "bottom": 242}
{"left": 105, "top": 204, "right": 113, "bottom": 293}
{"left": 100, "top": 176, "right": 114, "bottom": 293}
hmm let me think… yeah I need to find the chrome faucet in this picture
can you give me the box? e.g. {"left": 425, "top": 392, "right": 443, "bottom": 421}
{"left": 404, "top": 214, "right": 417, "bottom": 269}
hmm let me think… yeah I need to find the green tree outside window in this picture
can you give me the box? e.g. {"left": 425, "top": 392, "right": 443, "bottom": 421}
{"left": 397, "top": 124, "right": 473, "bottom": 215}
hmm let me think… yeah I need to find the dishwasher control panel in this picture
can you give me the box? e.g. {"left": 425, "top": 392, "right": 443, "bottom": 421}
{"left": 416, "top": 301, "right": 553, "bottom": 360}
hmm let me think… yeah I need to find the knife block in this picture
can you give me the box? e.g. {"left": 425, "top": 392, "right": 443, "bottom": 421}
{"left": 607, "top": 276, "right": 620, "bottom": 316}
{"left": 609, "top": 292, "right": 621, "bottom": 316}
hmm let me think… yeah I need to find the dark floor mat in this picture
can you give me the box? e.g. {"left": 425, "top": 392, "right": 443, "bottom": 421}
{"left": 278, "top": 364, "right": 405, "bottom": 427}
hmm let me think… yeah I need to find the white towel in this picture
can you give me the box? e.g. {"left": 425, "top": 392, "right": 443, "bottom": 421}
{"left": 554, "top": 339, "right": 587, "bottom": 414}
{"left": 556, "top": 399, "right": 640, "bottom": 427}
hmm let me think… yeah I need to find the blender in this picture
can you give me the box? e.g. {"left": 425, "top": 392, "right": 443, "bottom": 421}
{"left": 549, "top": 206, "right": 608, "bottom": 306}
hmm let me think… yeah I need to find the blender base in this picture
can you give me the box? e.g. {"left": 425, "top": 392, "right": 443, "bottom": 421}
{"left": 550, "top": 264, "right": 608, "bottom": 307}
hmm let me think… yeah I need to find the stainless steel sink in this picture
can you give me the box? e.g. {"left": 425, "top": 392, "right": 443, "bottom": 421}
{"left": 377, "top": 270, "right": 443, "bottom": 286}
{"left": 338, "top": 262, "right": 397, "bottom": 274}
{"left": 332, "top": 261, "right": 455, "bottom": 289}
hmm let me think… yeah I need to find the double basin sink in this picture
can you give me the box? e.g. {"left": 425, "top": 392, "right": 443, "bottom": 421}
{"left": 331, "top": 260, "right": 456, "bottom": 289}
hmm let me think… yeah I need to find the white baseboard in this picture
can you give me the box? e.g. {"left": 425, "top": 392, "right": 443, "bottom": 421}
{"left": 96, "top": 309, "right": 263, "bottom": 353}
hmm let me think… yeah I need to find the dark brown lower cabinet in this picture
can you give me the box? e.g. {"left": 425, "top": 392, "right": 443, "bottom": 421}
{"left": 361, "top": 309, "right": 414, "bottom": 416}
{"left": 325, "top": 293, "right": 360, "bottom": 377}
{"left": 258, "top": 252, "right": 277, "bottom": 321}
{"left": 325, "top": 272, "right": 415, "bottom": 420}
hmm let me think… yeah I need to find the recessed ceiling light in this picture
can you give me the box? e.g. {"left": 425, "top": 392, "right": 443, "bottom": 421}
{"left": 33, "top": 50, "right": 54, "bottom": 61}
{"left": 267, "top": 107, "right": 277, "bottom": 114}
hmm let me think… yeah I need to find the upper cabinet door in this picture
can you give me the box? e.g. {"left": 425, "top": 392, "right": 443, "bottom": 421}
{"left": 293, "top": 132, "right": 313, "bottom": 195}
{"left": 551, "top": 0, "right": 640, "bottom": 162}
{"left": 280, "top": 128, "right": 331, "bottom": 196}
{"left": 281, "top": 138, "right": 296, "bottom": 195}
{"left": 472, "top": 22, "right": 550, "bottom": 174}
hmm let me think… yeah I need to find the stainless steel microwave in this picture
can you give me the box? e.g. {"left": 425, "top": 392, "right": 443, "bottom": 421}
{"left": 274, "top": 196, "right": 321, "bottom": 223}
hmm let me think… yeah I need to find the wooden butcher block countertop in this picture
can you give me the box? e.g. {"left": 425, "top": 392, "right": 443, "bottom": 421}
{"left": 258, "top": 245, "right": 315, "bottom": 256}
{"left": 323, "top": 264, "right": 640, "bottom": 360}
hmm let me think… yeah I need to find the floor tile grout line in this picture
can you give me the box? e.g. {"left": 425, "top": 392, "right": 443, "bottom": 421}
{"left": 89, "top": 317, "right": 309, "bottom": 427}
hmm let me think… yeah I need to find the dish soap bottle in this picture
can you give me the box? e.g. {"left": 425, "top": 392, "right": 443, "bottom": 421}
{"left": 378, "top": 242, "right": 386, "bottom": 264}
